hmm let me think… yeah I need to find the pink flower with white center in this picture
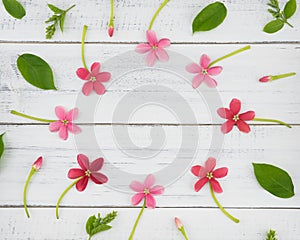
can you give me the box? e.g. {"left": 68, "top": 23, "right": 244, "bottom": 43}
{"left": 130, "top": 174, "right": 164, "bottom": 209}
{"left": 76, "top": 62, "right": 111, "bottom": 96}
{"left": 49, "top": 106, "right": 81, "bottom": 140}
{"left": 136, "top": 30, "right": 171, "bottom": 67}
{"left": 186, "top": 54, "right": 223, "bottom": 88}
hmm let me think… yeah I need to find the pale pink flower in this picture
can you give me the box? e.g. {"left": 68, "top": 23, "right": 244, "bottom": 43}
{"left": 130, "top": 174, "right": 164, "bottom": 209}
{"left": 76, "top": 62, "right": 111, "bottom": 96}
{"left": 186, "top": 54, "right": 223, "bottom": 88}
{"left": 136, "top": 30, "right": 171, "bottom": 67}
{"left": 49, "top": 106, "right": 81, "bottom": 140}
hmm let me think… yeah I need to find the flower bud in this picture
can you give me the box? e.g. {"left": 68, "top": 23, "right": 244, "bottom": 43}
{"left": 175, "top": 217, "right": 183, "bottom": 229}
{"left": 32, "top": 156, "right": 43, "bottom": 171}
{"left": 259, "top": 75, "right": 271, "bottom": 83}
{"left": 108, "top": 26, "right": 114, "bottom": 37}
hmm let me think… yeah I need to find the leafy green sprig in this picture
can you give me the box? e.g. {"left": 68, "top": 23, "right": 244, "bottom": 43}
{"left": 266, "top": 229, "right": 278, "bottom": 240}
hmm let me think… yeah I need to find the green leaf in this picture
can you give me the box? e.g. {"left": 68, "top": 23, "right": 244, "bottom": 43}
{"left": 0, "top": 133, "right": 5, "bottom": 160}
{"left": 47, "top": 3, "right": 64, "bottom": 14}
{"left": 283, "top": 0, "right": 297, "bottom": 19}
{"left": 90, "top": 224, "right": 112, "bottom": 236}
{"left": 253, "top": 163, "right": 294, "bottom": 198}
{"left": 86, "top": 215, "right": 96, "bottom": 235}
{"left": 2, "top": 0, "right": 26, "bottom": 19}
{"left": 192, "top": 2, "right": 227, "bottom": 33}
{"left": 17, "top": 54, "right": 57, "bottom": 90}
{"left": 59, "top": 13, "right": 66, "bottom": 32}
{"left": 266, "top": 229, "right": 277, "bottom": 240}
{"left": 263, "top": 19, "right": 284, "bottom": 33}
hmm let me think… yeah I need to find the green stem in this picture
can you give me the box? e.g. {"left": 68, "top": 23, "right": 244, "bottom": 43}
{"left": 11, "top": 110, "right": 55, "bottom": 123}
{"left": 179, "top": 227, "right": 189, "bottom": 240}
{"left": 271, "top": 72, "right": 296, "bottom": 81}
{"left": 208, "top": 45, "right": 251, "bottom": 67}
{"left": 65, "top": 4, "right": 76, "bottom": 13}
{"left": 253, "top": 118, "right": 291, "bottom": 128}
{"left": 81, "top": 25, "right": 89, "bottom": 70}
{"left": 23, "top": 168, "right": 36, "bottom": 218}
{"left": 109, "top": 0, "right": 114, "bottom": 26}
{"left": 56, "top": 177, "right": 82, "bottom": 219}
{"left": 128, "top": 199, "right": 146, "bottom": 240}
{"left": 148, "top": 0, "right": 170, "bottom": 30}
{"left": 88, "top": 236, "right": 91, "bottom": 240}
{"left": 209, "top": 183, "right": 239, "bottom": 223}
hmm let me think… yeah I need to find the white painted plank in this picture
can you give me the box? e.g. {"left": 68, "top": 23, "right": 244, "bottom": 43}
{"left": 0, "top": 0, "right": 299, "bottom": 42}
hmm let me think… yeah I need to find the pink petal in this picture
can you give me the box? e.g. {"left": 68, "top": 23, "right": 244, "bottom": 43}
{"left": 236, "top": 120, "right": 251, "bottom": 133}
{"left": 96, "top": 72, "right": 111, "bottom": 82}
{"left": 68, "top": 168, "right": 85, "bottom": 179}
{"left": 203, "top": 75, "right": 218, "bottom": 88}
{"left": 91, "top": 62, "right": 100, "bottom": 76}
{"left": 146, "top": 30, "right": 158, "bottom": 45}
{"left": 155, "top": 48, "right": 169, "bottom": 62}
{"left": 213, "top": 167, "right": 228, "bottom": 178}
{"left": 130, "top": 181, "right": 145, "bottom": 192}
{"left": 191, "top": 165, "right": 202, "bottom": 177}
{"left": 76, "top": 176, "right": 89, "bottom": 192}
{"left": 76, "top": 68, "right": 91, "bottom": 80}
{"left": 194, "top": 177, "right": 208, "bottom": 192}
{"left": 55, "top": 106, "right": 66, "bottom": 120}
{"left": 144, "top": 174, "right": 155, "bottom": 189}
{"left": 207, "top": 66, "right": 223, "bottom": 76}
{"left": 205, "top": 157, "right": 216, "bottom": 173}
{"left": 259, "top": 76, "right": 271, "bottom": 82}
{"left": 239, "top": 111, "right": 255, "bottom": 121}
{"left": 82, "top": 81, "right": 94, "bottom": 96}
{"left": 210, "top": 179, "right": 223, "bottom": 193}
{"left": 136, "top": 43, "right": 152, "bottom": 54}
{"left": 192, "top": 74, "right": 205, "bottom": 89}
{"left": 157, "top": 38, "right": 171, "bottom": 48}
{"left": 200, "top": 54, "right": 210, "bottom": 69}
{"left": 67, "top": 123, "right": 81, "bottom": 134}
{"left": 58, "top": 125, "right": 68, "bottom": 140}
{"left": 89, "top": 158, "right": 104, "bottom": 172}
{"left": 131, "top": 193, "right": 145, "bottom": 206}
{"left": 186, "top": 63, "right": 201, "bottom": 73}
{"left": 149, "top": 185, "right": 164, "bottom": 195}
{"left": 93, "top": 81, "right": 106, "bottom": 95}
{"left": 221, "top": 120, "right": 235, "bottom": 134}
{"left": 77, "top": 154, "right": 90, "bottom": 171}
{"left": 66, "top": 108, "right": 79, "bottom": 121}
{"left": 90, "top": 172, "right": 108, "bottom": 184}
{"left": 146, "top": 50, "right": 157, "bottom": 67}
{"left": 146, "top": 194, "right": 156, "bottom": 209}
{"left": 217, "top": 108, "right": 233, "bottom": 120}
{"left": 49, "top": 121, "right": 62, "bottom": 132}
{"left": 229, "top": 98, "right": 241, "bottom": 115}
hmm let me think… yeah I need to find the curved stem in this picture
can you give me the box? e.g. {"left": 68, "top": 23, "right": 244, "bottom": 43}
{"left": 253, "top": 118, "right": 291, "bottom": 128}
{"left": 128, "top": 199, "right": 146, "bottom": 240}
{"left": 208, "top": 45, "right": 251, "bottom": 67}
{"left": 23, "top": 168, "right": 36, "bottom": 218}
{"left": 109, "top": 0, "right": 114, "bottom": 27}
{"left": 148, "top": 0, "right": 170, "bottom": 30}
{"left": 56, "top": 177, "right": 82, "bottom": 219}
{"left": 271, "top": 72, "right": 296, "bottom": 81}
{"left": 81, "top": 25, "right": 89, "bottom": 70}
{"left": 209, "top": 183, "right": 239, "bottom": 223}
{"left": 11, "top": 110, "right": 56, "bottom": 123}
{"left": 180, "top": 227, "right": 189, "bottom": 240}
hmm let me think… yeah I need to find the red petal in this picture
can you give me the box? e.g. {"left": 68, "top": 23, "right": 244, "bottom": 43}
{"left": 91, "top": 62, "right": 100, "bottom": 76}
{"left": 217, "top": 108, "right": 233, "bottom": 119}
{"left": 76, "top": 177, "right": 89, "bottom": 192}
{"left": 229, "top": 98, "right": 241, "bottom": 115}
{"left": 58, "top": 125, "right": 68, "bottom": 140}
{"left": 90, "top": 158, "right": 104, "bottom": 172}
{"left": 239, "top": 111, "right": 255, "bottom": 121}
{"left": 213, "top": 167, "right": 228, "bottom": 178}
{"left": 130, "top": 181, "right": 145, "bottom": 192}
{"left": 55, "top": 106, "right": 66, "bottom": 120}
{"left": 146, "top": 30, "right": 158, "bottom": 45}
{"left": 96, "top": 72, "right": 111, "bottom": 82}
{"left": 236, "top": 120, "right": 251, "bottom": 133}
{"left": 93, "top": 81, "right": 106, "bottom": 95}
{"left": 200, "top": 54, "right": 210, "bottom": 69}
{"left": 210, "top": 179, "right": 223, "bottom": 193}
{"left": 194, "top": 177, "right": 208, "bottom": 192}
{"left": 76, "top": 68, "right": 90, "bottom": 80}
{"left": 205, "top": 157, "right": 216, "bottom": 172}
{"left": 90, "top": 173, "right": 108, "bottom": 184}
{"left": 68, "top": 168, "right": 85, "bottom": 179}
{"left": 77, "top": 154, "right": 90, "bottom": 171}
{"left": 131, "top": 193, "right": 145, "bottom": 206}
{"left": 150, "top": 185, "right": 164, "bottom": 195}
{"left": 146, "top": 194, "right": 156, "bottom": 209}
{"left": 191, "top": 165, "right": 202, "bottom": 177}
{"left": 221, "top": 120, "right": 235, "bottom": 134}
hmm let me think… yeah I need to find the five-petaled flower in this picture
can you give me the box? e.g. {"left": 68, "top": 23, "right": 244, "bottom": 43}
{"left": 186, "top": 54, "right": 223, "bottom": 88}
{"left": 130, "top": 174, "right": 164, "bottom": 209}
{"left": 49, "top": 106, "right": 81, "bottom": 140}
{"left": 191, "top": 157, "right": 228, "bottom": 193}
{"left": 217, "top": 98, "right": 255, "bottom": 134}
{"left": 136, "top": 30, "right": 171, "bottom": 67}
{"left": 76, "top": 62, "right": 111, "bottom": 96}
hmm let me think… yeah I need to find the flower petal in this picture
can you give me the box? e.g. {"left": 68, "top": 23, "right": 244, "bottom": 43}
{"left": 192, "top": 74, "right": 204, "bottom": 89}
{"left": 236, "top": 120, "right": 251, "bottom": 133}
{"left": 89, "top": 158, "right": 104, "bottom": 172}
{"left": 96, "top": 72, "right": 111, "bottom": 82}
{"left": 77, "top": 154, "right": 90, "bottom": 171}
{"left": 186, "top": 63, "right": 201, "bottom": 73}
{"left": 229, "top": 98, "right": 241, "bottom": 115}
{"left": 130, "top": 181, "right": 145, "bottom": 192}
{"left": 146, "top": 30, "right": 158, "bottom": 45}
{"left": 217, "top": 108, "right": 233, "bottom": 119}
{"left": 157, "top": 38, "right": 171, "bottom": 48}
{"left": 144, "top": 174, "right": 155, "bottom": 189}
{"left": 210, "top": 178, "right": 223, "bottom": 193}
{"left": 93, "top": 81, "right": 106, "bottom": 95}
{"left": 194, "top": 177, "right": 208, "bottom": 192}
{"left": 68, "top": 168, "right": 85, "bottom": 179}
{"left": 207, "top": 66, "right": 223, "bottom": 76}
{"left": 66, "top": 108, "right": 79, "bottom": 121}
{"left": 213, "top": 167, "right": 228, "bottom": 178}
{"left": 239, "top": 111, "right": 255, "bottom": 121}
{"left": 49, "top": 121, "right": 62, "bottom": 132}
{"left": 155, "top": 48, "right": 169, "bottom": 62}
{"left": 91, "top": 62, "right": 100, "bottom": 76}
{"left": 205, "top": 157, "right": 216, "bottom": 173}
{"left": 55, "top": 106, "right": 66, "bottom": 120}
{"left": 221, "top": 120, "right": 235, "bottom": 134}
{"left": 203, "top": 75, "right": 218, "bottom": 88}
{"left": 191, "top": 165, "right": 202, "bottom": 177}
{"left": 67, "top": 123, "right": 81, "bottom": 134}
{"left": 150, "top": 185, "right": 164, "bottom": 195}
{"left": 76, "top": 68, "right": 90, "bottom": 80}
{"left": 82, "top": 81, "right": 94, "bottom": 96}
{"left": 146, "top": 194, "right": 156, "bottom": 209}
{"left": 58, "top": 125, "right": 68, "bottom": 140}
{"left": 76, "top": 176, "right": 89, "bottom": 192}
{"left": 90, "top": 172, "right": 108, "bottom": 184}
{"left": 131, "top": 193, "right": 145, "bottom": 206}
{"left": 145, "top": 50, "right": 157, "bottom": 67}
{"left": 200, "top": 54, "right": 210, "bottom": 69}
{"left": 136, "top": 43, "right": 152, "bottom": 53}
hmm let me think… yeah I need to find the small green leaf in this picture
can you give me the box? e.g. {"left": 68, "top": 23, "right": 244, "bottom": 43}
{"left": 2, "top": 0, "right": 26, "bottom": 19}
{"left": 47, "top": 3, "right": 64, "bottom": 14}
{"left": 263, "top": 19, "right": 284, "bottom": 33}
{"left": 192, "top": 2, "right": 227, "bottom": 33}
{"left": 0, "top": 133, "right": 5, "bottom": 160}
{"left": 253, "top": 163, "right": 294, "bottom": 198}
{"left": 283, "top": 0, "right": 297, "bottom": 19}
{"left": 59, "top": 13, "right": 66, "bottom": 32}
{"left": 17, "top": 54, "right": 57, "bottom": 90}
{"left": 90, "top": 224, "right": 112, "bottom": 236}
{"left": 86, "top": 215, "right": 96, "bottom": 235}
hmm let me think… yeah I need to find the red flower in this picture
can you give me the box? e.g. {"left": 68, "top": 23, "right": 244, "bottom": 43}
{"left": 217, "top": 98, "right": 255, "bottom": 134}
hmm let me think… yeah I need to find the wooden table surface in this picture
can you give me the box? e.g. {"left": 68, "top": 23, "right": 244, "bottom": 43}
{"left": 0, "top": 0, "right": 300, "bottom": 239}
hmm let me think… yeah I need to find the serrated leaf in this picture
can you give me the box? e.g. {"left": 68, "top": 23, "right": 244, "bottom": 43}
{"left": 17, "top": 54, "right": 57, "bottom": 90}
{"left": 283, "top": 0, "right": 297, "bottom": 19}
{"left": 263, "top": 19, "right": 284, "bottom": 33}
{"left": 0, "top": 133, "right": 5, "bottom": 160}
{"left": 2, "top": 0, "right": 26, "bottom": 19}
{"left": 192, "top": 2, "right": 227, "bottom": 33}
{"left": 90, "top": 224, "right": 112, "bottom": 236}
{"left": 253, "top": 163, "right": 294, "bottom": 198}
{"left": 47, "top": 3, "right": 64, "bottom": 14}
{"left": 86, "top": 215, "right": 97, "bottom": 235}
{"left": 59, "top": 13, "right": 66, "bottom": 32}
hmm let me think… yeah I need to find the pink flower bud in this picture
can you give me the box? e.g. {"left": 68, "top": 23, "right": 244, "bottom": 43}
{"left": 175, "top": 217, "right": 183, "bottom": 229}
{"left": 32, "top": 156, "right": 43, "bottom": 171}
{"left": 108, "top": 26, "right": 114, "bottom": 37}
{"left": 259, "top": 76, "right": 271, "bottom": 83}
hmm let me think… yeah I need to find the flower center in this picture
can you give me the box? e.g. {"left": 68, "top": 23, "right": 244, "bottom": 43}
{"left": 144, "top": 188, "right": 150, "bottom": 194}
{"left": 206, "top": 172, "right": 213, "bottom": 180}
{"left": 90, "top": 76, "right": 96, "bottom": 82}
{"left": 152, "top": 45, "right": 158, "bottom": 50}
{"left": 61, "top": 119, "right": 69, "bottom": 125}
{"left": 233, "top": 115, "right": 239, "bottom": 122}
{"left": 202, "top": 69, "right": 207, "bottom": 75}
{"left": 85, "top": 170, "right": 91, "bottom": 177}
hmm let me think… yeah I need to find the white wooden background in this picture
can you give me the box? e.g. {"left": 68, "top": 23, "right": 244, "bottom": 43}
{"left": 0, "top": 0, "right": 300, "bottom": 239}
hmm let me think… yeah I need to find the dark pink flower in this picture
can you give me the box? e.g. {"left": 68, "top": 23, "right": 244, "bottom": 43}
{"left": 191, "top": 157, "right": 228, "bottom": 193}
{"left": 217, "top": 98, "right": 255, "bottom": 134}
{"left": 49, "top": 106, "right": 81, "bottom": 140}
{"left": 259, "top": 76, "right": 271, "bottom": 82}
{"left": 68, "top": 154, "right": 108, "bottom": 192}
{"left": 108, "top": 26, "right": 114, "bottom": 37}
{"left": 130, "top": 174, "right": 164, "bottom": 209}
{"left": 186, "top": 54, "right": 223, "bottom": 88}
{"left": 136, "top": 30, "right": 171, "bottom": 67}
{"left": 76, "top": 62, "right": 111, "bottom": 96}
{"left": 32, "top": 156, "right": 43, "bottom": 171}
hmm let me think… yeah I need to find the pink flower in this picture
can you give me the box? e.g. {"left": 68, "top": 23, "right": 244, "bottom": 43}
{"left": 217, "top": 98, "right": 255, "bottom": 134}
{"left": 108, "top": 26, "right": 114, "bottom": 37}
{"left": 191, "top": 157, "right": 228, "bottom": 193}
{"left": 49, "top": 106, "right": 81, "bottom": 140}
{"left": 68, "top": 154, "right": 108, "bottom": 192}
{"left": 136, "top": 30, "right": 171, "bottom": 67}
{"left": 130, "top": 174, "right": 164, "bottom": 209}
{"left": 32, "top": 156, "right": 43, "bottom": 171}
{"left": 259, "top": 76, "right": 271, "bottom": 82}
{"left": 186, "top": 54, "right": 223, "bottom": 88}
{"left": 76, "top": 62, "right": 111, "bottom": 96}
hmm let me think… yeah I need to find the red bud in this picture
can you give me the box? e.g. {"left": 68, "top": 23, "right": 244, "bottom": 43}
{"left": 108, "top": 26, "right": 114, "bottom": 37}
{"left": 175, "top": 217, "right": 183, "bottom": 229}
{"left": 259, "top": 76, "right": 271, "bottom": 83}
{"left": 32, "top": 156, "right": 43, "bottom": 171}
